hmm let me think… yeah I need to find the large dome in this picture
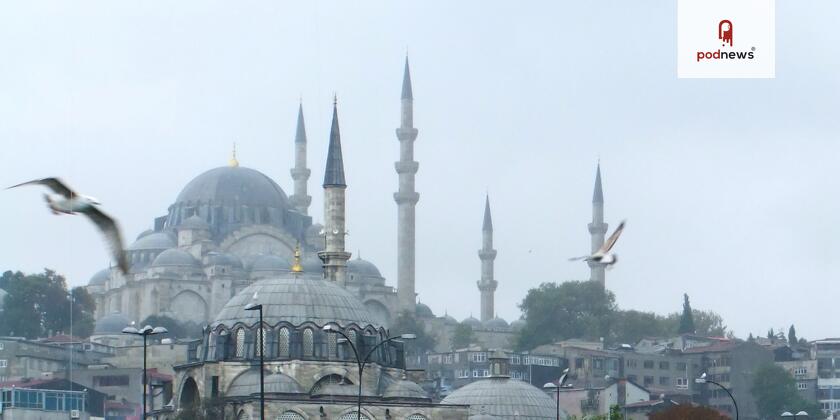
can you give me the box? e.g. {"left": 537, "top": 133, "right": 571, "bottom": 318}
{"left": 213, "top": 276, "right": 381, "bottom": 329}
{"left": 175, "top": 166, "right": 288, "bottom": 210}
{"left": 441, "top": 377, "right": 564, "bottom": 419}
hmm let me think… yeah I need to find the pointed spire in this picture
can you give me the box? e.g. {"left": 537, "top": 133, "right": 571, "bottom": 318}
{"left": 229, "top": 143, "right": 239, "bottom": 167}
{"left": 592, "top": 162, "right": 604, "bottom": 203}
{"left": 295, "top": 102, "right": 307, "bottom": 144}
{"left": 401, "top": 57, "right": 413, "bottom": 100}
{"left": 291, "top": 243, "right": 303, "bottom": 273}
{"left": 323, "top": 99, "right": 346, "bottom": 187}
{"left": 482, "top": 194, "right": 493, "bottom": 231}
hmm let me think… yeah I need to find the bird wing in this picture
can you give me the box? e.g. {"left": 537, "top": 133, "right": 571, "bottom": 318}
{"left": 568, "top": 256, "right": 589, "bottom": 261}
{"left": 599, "top": 220, "right": 626, "bottom": 254}
{"left": 80, "top": 205, "right": 129, "bottom": 274}
{"left": 7, "top": 177, "right": 76, "bottom": 199}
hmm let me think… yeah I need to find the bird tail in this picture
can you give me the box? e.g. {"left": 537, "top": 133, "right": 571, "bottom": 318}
{"left": 43, "top": 194, "right": 59, "bottom": 215}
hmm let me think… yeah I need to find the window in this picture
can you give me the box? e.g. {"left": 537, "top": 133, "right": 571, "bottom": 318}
{"left": 278, "top": 412, "right": 305, "bottom": 420}
{"left": 303, "top": 328, "right": 314, "bottom": 357}
{"left": 482, "top": 369, "right": 489, "bottom": 377}
{"left": 575, "top": 358, "right": 584, "bottom": 369}
{"left": 255, "top": 327, "right": 268, "bottom": 357}
{"left": 510, "top": 355, "right": 521, "bottom": 365}
{"left": 659, "top": 376, "right": 670, "bottom": 386}
{"left": 798, "top": 382, "right": 808, "bottom": 390}
{"left": 278, "top": 327, "right": 290, "bottom": 358}
{"left": 0, "top": 343, "right": 4, "bottom": 350}
{"left": 339, "top": 413, "right": 370, "bottom": 420}
{"left": 472, "top": 352, "right": 487, "bottom": 362}
{"left": 235, "top": 328, "right": 246, "bottom": 358}
{"left": 0, "top": 360, "right": 6, "bottom": 368}
{"left": 643, "top": 360, "right": 654, "bottom": 369}
{"left": 327, "top": 333, "right": 337, "bottom": 358}
{"left": 659, "top": 361, "right": 669, "bottom": 370}
{"left": 472, "top": 370, "right": 480, "bottom": 377}
{"left": 593, "top": 358, "right": 604, "bottom": 370}
{"left": 644, "top": 376, "right": 654, "bottom": 386}
{"left": 627, "top": 375, "right": 637, "bottom": 382}
{"left": 794, "top": 367, "right": 807, "bottom": 376}
{"left": 676, "top": 362, "right": 687, "bottom": 371}
{"left": 95, "top": 375, "right": 129, "bottom": 386}
{"left": 408, "top": 414, "right": 428, "bottom": 420}
{"left": 458, "top": 370, "right": 470, "bottom": 378}
{"left": 676, "top": 377, "right": 688, "bottom": 389}
{"left": 626, "top": 359, "right": 637, "bottom": 368}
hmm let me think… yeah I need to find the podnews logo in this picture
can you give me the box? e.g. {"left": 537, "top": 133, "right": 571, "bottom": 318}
{"left": 696, "top": 19, "right": 756, "bottom": 62}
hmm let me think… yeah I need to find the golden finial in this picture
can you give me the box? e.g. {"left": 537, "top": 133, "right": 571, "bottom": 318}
{"left": 229, "top": 142, "right": 239, "bottom": 167}
{"left": 291, "top": 242, "right": 303, "bottom": 273}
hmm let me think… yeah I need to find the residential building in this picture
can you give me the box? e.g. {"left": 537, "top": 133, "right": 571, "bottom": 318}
{"left": 554, "top": 378, "right": 650, "bottom": 418}
{"left": 532, "top": 341, "right": 621, "bottom": 388}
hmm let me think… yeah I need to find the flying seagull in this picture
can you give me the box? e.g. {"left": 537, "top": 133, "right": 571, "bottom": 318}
{"left": 569, "top": 220, "right": 626, "bottom": 266}
{"left": 7, "top": 177, "right": 129, "bottom": 274}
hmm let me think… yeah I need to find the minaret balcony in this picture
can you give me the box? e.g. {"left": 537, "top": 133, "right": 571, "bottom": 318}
{"left": 290, "top": 167, "right": 311, "bottom": 178}
{"left": 393, "top": 191, "right": 419, "bottom": 205}
{"left": 395, "top": 127, "right": 418, "bottom": 140}
{"left": 478, "top": 249, "right": 497, "bottom": 260}
{"left": 394, "top": 161, "right": 419, "bottom": 175}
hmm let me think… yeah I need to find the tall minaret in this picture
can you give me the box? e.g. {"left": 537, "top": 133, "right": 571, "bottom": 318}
{"left": 395, "top": 57, "right": 419, "bottom": 314}
{"left": 319, "top": 99, "right": 351, "bottom": 286}
{"left": 588, "top": 163, "right": 608, "bottom": 288}
{"left": 477, "top": 195, "right": 498, "bottom": 322}
{"left": 289, "top": 103, "right": 312, "bottom": 215}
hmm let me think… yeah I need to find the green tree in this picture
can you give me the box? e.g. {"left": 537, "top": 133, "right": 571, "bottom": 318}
{"left": 767, "top": 328, "right": 775, "bottom": 340}
{"left": 516, "top": 281, "right": 615, "bottom": 350}
{"left": 751, "top": 363, "right": 823, "bottom": 419}
{"left": 788, "top": 325, "right": 798, "bottom": 345}
{"left": 610, "top": 310, "right": 669, "bottom": 344}
{"left": 609, "top": 404, "right": 623, "bottom": 420}
{"left": 649, "top": 405, "right": 729, "bottom": 420}
{"left": 451, "top": 324, "right": 473, "bottom": 349}
{"left": 678, "top": 293, "right": 695, "bottom": 334}
{"left": 390, "top": 311, "right": 436, "bottom": 357}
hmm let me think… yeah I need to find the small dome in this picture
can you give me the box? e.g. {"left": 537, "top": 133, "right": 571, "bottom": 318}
{"left": 128, "top": 232, "right": 176, "bottom": 251}
{"left": 442, "top": 314, "right": 459, "bottom": 325}
{"left": 384, "top": 379, "right": 429, "bottom": 400}
{"left": 510, "top": 319, "right": 526, "bottom": 331}
{"left": 88, "top": 269, "right": 111, "bottom": 286}
{"left": 462, "top": 316, "right": 481, "bottom": 328}
{"left": 151, "top": 248, "right": 201, "bottom": 268}
{"left": 213, "top": 276, "right": 381, "bottom": 329}
{"left": 94, "top": 313, "right": 132, "bottom": 335}
{"left": 206, "top": 252, "right": 243, "bottom": 268}
{"left": 347, "top": 258, "right": 382, "bottom": 278}
{"left": 136, "top": 229, "right": 155, "bottom": 240}
{"left": 415, "top": 303, "right": 435, "bottom": 319}
{"left": 227, "top": 369, "right": 303, "bottom": 397}
{"left": 483, "top": 317, "right": 509, "bottom": 330}
{"left": 441, "top": 377, "right": 565, "bottom": 419}
{"left": 250, "top": 255, "right": 291, "bottom": 272}
{"left": 179, "top": 215, "right": 210, "bottom": 231}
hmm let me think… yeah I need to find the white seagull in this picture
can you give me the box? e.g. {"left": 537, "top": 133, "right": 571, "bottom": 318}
{"left": 7, "top": 177, "right": 129, "bottom": 274}
{"left": 569, "top": 220, "right": 626, "bottom": 266}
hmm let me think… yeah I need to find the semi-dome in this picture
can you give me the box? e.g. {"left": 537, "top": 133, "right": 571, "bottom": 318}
{"left": 462, "top": 316, "right": 481, "bottom": 328}
{"left": 483, "top": 317, "right": 509, "bottom": 330}
{"left": 128, "top": 232, "right": 176, "bottom": 251}
{"left": 93, "top": 313, "right": 132, "bottom": 335}
{"left": 179, "top": 215, "right": 210, "bottom": 231}
{"left": 415, "top": 303, "right": 434, "bottom": 319}
{"left": 212, "top": 276, "right": 381, "bottom": 329}
{"left": 206, "top": 252, "right": 243, "bottom": 268}
{"left": 227, "top": 369, "right": 303, "bottom": 397}
{"left": 441, "top": 377, "right": 563, "bottom": 419}
{"left": 174, "top": 166, "right": 288, "bottom": 211}
{"left": 151, "top": 248, "right": 201, "bottom": 268}
{"left": 346, "top": 257, "right": 385, "bottom": 287}
{"left": 88, "top": 269, "right": 111, "bottom": 286}
{"left": 249, "top": 255, "right": 291, "bottom": 272}
{"left": 383, "top": 379, "right": 429, "bottom": 400}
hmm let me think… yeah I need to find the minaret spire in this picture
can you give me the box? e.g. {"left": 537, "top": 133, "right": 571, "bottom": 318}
{"left": 289, "top": 102, "right": 312, "bottom": 215}
{"left": 319, "top": 100, "right": 351, "bottom": 286}
{"left": 588, "top": 162, "right": 608, "bottom": 288}
{"left": 478, "top": 194, "right": 498, "bottom": 322}
{"left": 395, "top": 57, "right": 420, "bottom": 314}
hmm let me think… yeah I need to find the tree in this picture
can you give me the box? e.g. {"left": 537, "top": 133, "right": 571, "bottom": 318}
{"left": 649, "top": 405, "right": 729, "bottom": 420}
{"left": 516, "top": 281, "right": 615, "bottom": 350}
{"left": 751, "top": 363, "right": 823, "bottom": 419}
{"left": 451, "top": 324, "right": 473, "bottom": 349}
{"left": 609, "top": 404, "right": 623, "bottom": 420}
{"left": 0, "top": 269, "right": 96, "bottom": 338}
{"left": 767, "top": 328, "right": 775, "bottom": 340}
{"left": 678, "top": 293, "right": 695, "bottom": 334}
{"left": 788, "top": 325, "right": 798, "bottom": 345}
{"left": 610, "top": 310, "right": 670, "bottom": 344}
{"left": 390, "top": 311, "right": 436, "bottom": 357}
{"left": 748, "top": 333, "right": 755, "bottom": 342}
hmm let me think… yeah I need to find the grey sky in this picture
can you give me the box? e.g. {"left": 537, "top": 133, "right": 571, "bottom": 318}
{"left": 1, "top": 1, "right": 838, "bottom": 340}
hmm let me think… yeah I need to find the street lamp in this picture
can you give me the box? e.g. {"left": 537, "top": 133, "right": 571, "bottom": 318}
{"left": 322, "top": 324, "right": 415, "bottom": 420}
{"left": 543, "top": 367, "right": 571, "bottom": 420}
{"left": 243, "top": 302, "right": 265, "bottom": 420}
{"left": 781, "top": 411, "right": 809, "bottom": 419}
{"left": 121, "top": 324, "right": 168, "bottom": 419}
{"left": 696, "top": 372, "right": 739, "bottom": 420}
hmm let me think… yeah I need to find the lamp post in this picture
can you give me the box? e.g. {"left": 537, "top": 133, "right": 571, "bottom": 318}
{"left": 782, "top": 411, "right": 809, "bottom": 419}
{"left": 244, "top": 302, "right": 265, "bottom": 420}
{"left": 322, "top": 325, "right": 415, "bottom": 420}
{"left": 696, "top": 373, "right": 738, "bottom": 420}
{"left": 122, "top": 325, "right": 168, "bottom": 419}
{"left": 543, "top": 368, "right": 571, "bottom": 420}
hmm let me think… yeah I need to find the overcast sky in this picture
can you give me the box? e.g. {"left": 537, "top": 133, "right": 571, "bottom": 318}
{"left": 1, "top": 1, "right": 839, "bottom": 340}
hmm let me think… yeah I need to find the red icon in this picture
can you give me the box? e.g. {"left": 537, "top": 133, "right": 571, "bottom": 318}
{"left": 719, "top": 20, "right": 733, "bottom": 47}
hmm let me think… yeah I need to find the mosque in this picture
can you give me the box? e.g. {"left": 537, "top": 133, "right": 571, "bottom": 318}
{"left": 80, "top": 58, "right": 604, "bottom": 419}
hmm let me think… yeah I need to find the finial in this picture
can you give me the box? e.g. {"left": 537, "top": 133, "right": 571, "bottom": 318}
{"left": 291, "top": 243, "right": 303, "bottom": 273}
{"left": 229, "top": 142, "right": 239, "bottom": 167}
{"left": 333, "top": 93, "right": 337, "bottom": 106}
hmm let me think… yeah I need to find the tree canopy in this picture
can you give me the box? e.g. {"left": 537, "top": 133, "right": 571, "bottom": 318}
{"left": 451, "top": 323, "right": 474, "bottom": 349}
{"left": 389, "top": 311, "right": 437, "bottom": 357}
{"left": 0, "top": 269, "right": 96, "bottom": 338}
{"left": 648, "top": 405, "right": 730, "bottom": 420}
{"left": 751, "top": 363, "right": 822, "bottom": 419}
{"left": 679, "top": 293, "right": 696, "bottom": 334}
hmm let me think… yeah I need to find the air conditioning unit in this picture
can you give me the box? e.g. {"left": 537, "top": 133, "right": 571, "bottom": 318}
{"left": 70, "top": 409, "right": 81, "bottom": 418}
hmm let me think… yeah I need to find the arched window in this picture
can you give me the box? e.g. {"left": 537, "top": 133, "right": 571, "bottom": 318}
{"left": 339, "top": 413, "right": 370, "bottom": 420}
{"left": 302, "top": 328, "right": 314, "bottom": 357}
{"left": 408, "top": 415, "right": 428, "bottom": 420}
{"left": 347, "top": 329, "right": 357, "bottom": 346}
{"left": 278, "top": 327, "right": 290, "bottom": 358}
{"left": 278, "top": 411, "right": 305, "bottom": 420}
{"left": 255, "top": 327, "right": 268, "bottom": 357}
{"left": 235, "top": 328, "right": 246, "bottom": 358}
{"left": 327, "top": 332, "right": 337, "bottom": 358}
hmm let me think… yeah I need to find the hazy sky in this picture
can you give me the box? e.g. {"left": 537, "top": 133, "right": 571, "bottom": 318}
{"left": 1, "top": 1, "right": 839, "bottom": 340}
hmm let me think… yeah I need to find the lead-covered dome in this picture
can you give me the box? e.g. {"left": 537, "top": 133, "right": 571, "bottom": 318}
{"left": 347, "top": 257, "right": 385, "bottom": 287}
{"left": 227, "top": 369, "right": 303, "bottom": 397}
{"left": 441, "top": 377, "right": 563, "bottom": 419}
{"left": 88, "top": 268, "right": 111, "bottom": 286}
{"left": 128, "top": 232, "right": 176, "bottom": 251}
{"left": 93, "top": 313, "right": 132, "bottom": 335}
{"left": 212, "top": 276, "right": 381, "bottom": 329}
{"left": 175, "top": 166, "right": 288, "bottom": 209}
{"left": 152, "top": 249, "right": 201, "bottom": 268}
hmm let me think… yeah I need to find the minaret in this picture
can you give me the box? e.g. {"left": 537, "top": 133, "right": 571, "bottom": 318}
{"left": 477, "top": 195, "right": 498, "bottom": 322}
{"left": 318, "top": 99, "right": 351, "bottom": 286}
{"left": 395, "top": 57, "right": 419, "bottom": 314}
{"left": 289, "top": 102, "right": 312, "bottom": 215}
{"left": 588, "top": 163, "right": 608, "bottom": 288}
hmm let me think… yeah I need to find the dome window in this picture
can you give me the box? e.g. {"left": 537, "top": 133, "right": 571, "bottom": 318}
{"left": 339, "top": 413, "right": 370, "bottom": 420}
{"left": 235, "top": 328, "right": 246, "bottom": 358}
{"left": 302, "top": 328, "right": 314, "bottom": 357}
{"left": 255, "top": 327, "right": 268, "bottom": 357}
{"left": 278, "top": 412, "right": 304, "bottom": 420}
{"left": 327, "top": 333, "right": 337, "bottom": 359}
{"left": 278, "top": 327, "right": 290, "bottom": 358}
